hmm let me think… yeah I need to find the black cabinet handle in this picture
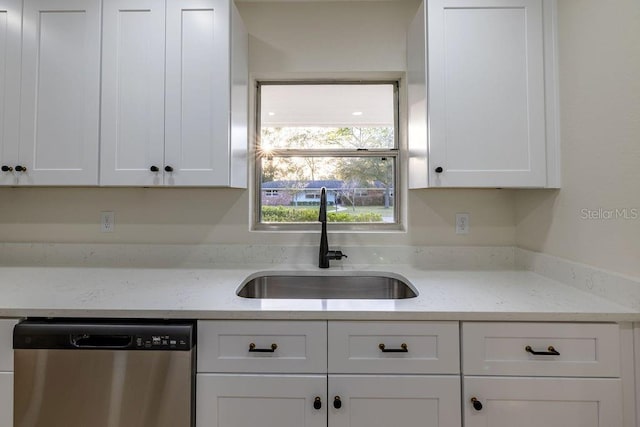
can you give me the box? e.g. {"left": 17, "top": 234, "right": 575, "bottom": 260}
{"left": 150, "top": 166, "right": 159, "bottom": 172}
{"left": 471, "top": 397, "right": 483, "bottom": 411}
{"left": 525, "top": 345, "right": 560, "bottom": 356}
{"left": 435, "top": 166, "right": 443, "bottom": 173}
{"left": 164, "top": 165, "right": 173, "bottom": 172}
{"left": 313, "top": 397, "right": 322, "bottom": 410}
{"left": 333, "top": 396, "right": 342, "bottom": 409}
{"left": 248, "top": 343, "right": 277, "bottom": 353}
{"left": 1, "top": 166, "right": 12, "bottom": 172}
{"left": 15, "top": 165, "right": 26, "bottom": 172}
{"left": 379, "top": 343, "right": 408, "bottom": 353}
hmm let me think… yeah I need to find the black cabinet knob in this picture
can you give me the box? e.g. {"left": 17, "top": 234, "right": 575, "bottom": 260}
{"left": 150, "top": 166, "right": 159, "bottom": 172}
{"left": 435, "top": 166, "right": 443, "bottom": 173}
{"left": 471, "top": 397, "right": 483, "bottom": 411}
{"left": 1, "top": 166, "right": 12, "bottom": 172}
{"left": 313, "top": 397, "right": 322, "bottom": 410}
{"left": 15, "top": 165, "right": 26, "bottom": 172}
{"left": 164, "top": 165, "right": 173, "bottom": 172}
{"left": 333, "top": 396, "right": 342, "bottom": 409}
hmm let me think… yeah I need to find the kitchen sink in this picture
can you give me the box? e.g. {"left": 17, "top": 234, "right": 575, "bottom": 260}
{"left": 237, "top": 273, "right": 417, "bottom": 299}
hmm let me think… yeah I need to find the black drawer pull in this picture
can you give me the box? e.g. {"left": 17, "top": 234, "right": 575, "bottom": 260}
{"left": 249, "top": 343, "right": 278, "bottom": 352}
{"left": 379, "top": 343, "right": 408, "bottom": 353}
{"left": 471, "top": 397, "right": 483, "bottom": 411}
{"left": 525, "top": 345, "right": 560, "bottom": 356}
{"left": 333, "top": 396, "right": 342, "bottom": 409}
{"left": 313, "top": 397, "right": 322, "bottom": 410}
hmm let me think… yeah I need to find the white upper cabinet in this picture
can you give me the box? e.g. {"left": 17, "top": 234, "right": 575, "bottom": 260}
{"left": 0, "top": 0, "right": 21, "bottom": 186}
{"left": 165, "top": 0, "right": 230, "bottom": 186}
{"left": 18, "top": 0, "right": 101, "bottom": 185}
{"left": 100, "top": 0, "right": 166, "bottom": 186}
{"left": 408, "top": 0, "right": 560, "bottom": 188}
{"left": 101, "top": 0, "right": 248, "bottom": 187}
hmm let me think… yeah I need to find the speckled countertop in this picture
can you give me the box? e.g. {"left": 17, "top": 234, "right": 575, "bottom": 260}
{"left": 0, "top": 264, "right": 636, "bottom": 321}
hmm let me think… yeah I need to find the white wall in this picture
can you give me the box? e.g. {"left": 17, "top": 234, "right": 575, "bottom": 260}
{"left": 237, "top": 1, "right": 416, "bottom": 74}
{"left": 0, "top": 187, "right": 515, "bottom": 247}
{"left": 0, "top": 1, "right": 517, "bottom": 248}
{"left": 515, "top": 0, "right": 640, "bottom": 278}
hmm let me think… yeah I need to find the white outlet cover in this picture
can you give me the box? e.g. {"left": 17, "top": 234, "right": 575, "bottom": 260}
{"left": 455, "top": 213, "right": 469, "bottom": 234}
{"left": 101, "top": 211, "right": 115, "bottom": 233}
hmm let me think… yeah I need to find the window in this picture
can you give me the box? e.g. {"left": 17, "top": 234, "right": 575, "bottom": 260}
{"left": 255, "top": 82, "right": 399, "bottom": 230}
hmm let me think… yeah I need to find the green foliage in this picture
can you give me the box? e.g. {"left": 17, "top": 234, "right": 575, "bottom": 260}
{"left": 327, "top": 212, "right": 383, "bottom": 222}
{"left": 262, "top": 206, "right": 383, "bottom": 223}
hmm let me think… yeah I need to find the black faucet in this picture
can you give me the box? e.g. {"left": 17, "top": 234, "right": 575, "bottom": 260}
{"left": 319, "top": 187, "right": 347, "bottom": 268}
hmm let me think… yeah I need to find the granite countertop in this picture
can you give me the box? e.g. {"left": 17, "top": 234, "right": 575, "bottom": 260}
{"left": 0, "top": 264, "right": 636, "bottom": 321}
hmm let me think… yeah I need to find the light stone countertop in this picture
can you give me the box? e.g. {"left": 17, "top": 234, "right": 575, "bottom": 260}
{"left": 0, "top": 264, "right": 637, "bottom": 321}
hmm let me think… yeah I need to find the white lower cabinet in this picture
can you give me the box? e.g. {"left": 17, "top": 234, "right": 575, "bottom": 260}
{"left": 0, "top": 372, "right": 12, "bottom": 427}
{"left": 462, "top": 322, "right": 625, "bottom": 427}
{"left": 196, "top": 320, "right": 629, "bottom": 427}
{"left": 196, "top": 374, "right": 327, "bottom": 427}
{"left": 196, "top": 374, "right": 460, "bottom": 427}
{"left": 329, "top": 375, "right": 460, "bottom": 427}
{"left": 0, "top": 319, "right": 17, "bottom": 427}
{"left": 464, "top": 377, "right": 622, "bottom": 427}
{"left": 196, "top": 320, "right": 462, "bottom": 427}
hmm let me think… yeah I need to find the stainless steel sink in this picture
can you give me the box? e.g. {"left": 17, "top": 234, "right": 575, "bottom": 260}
{"left": 237, "top": 274, "right": 417, "bottom": 299}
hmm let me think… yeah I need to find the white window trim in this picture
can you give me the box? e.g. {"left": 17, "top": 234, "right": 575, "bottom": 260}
{"left": 253, "top": 80, "right": 402, "bottom": 232}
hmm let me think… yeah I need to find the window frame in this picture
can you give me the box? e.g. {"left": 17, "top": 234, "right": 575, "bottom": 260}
{"left": 253, "top": 80, "right": 402, "bottom": 232}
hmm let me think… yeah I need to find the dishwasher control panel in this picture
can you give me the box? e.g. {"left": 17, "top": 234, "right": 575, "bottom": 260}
{"left": 14, "top": 319, "right": 195, "bottom": 351}
{"left": 136, "top": 334, "right": 190, "bottom": 349}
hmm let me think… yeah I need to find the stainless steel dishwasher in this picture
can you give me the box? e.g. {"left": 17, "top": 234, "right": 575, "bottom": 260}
{"left": 13, "top": 319, "right": 195, "bottom": 427}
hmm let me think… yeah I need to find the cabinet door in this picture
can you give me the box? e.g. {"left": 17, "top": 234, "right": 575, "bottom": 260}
{"left": 329, "top": 375, "right": 461, "bottom": 427}
{"left": 164, "top": 0, "right": 231, "bottom": 186}
{"left": 0, "top": 372, "right": 12, "bottom": 427}
{"left": 197, "top": 374, "right": 327, "bottom": 427}
{"left": 0, "top": 319, "right": 18, "bottom": 372}
{"left": 428, "top": 0, "right": 547, "bottom": 187}
{"left": 464, "top": 376, "right": 623, "bottom": 427}
{"left": 101, "top": 0, "right": 165, "bottom": 186}
{"left": 19, "top": 0, "right": 100, "bottom": 185}
{"left": 0, "top": 0, "right": 21, "bottom": 186}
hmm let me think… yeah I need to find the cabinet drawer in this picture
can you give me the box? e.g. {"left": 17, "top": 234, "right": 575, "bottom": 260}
{"left": 197, "top": 321, "right": 327, "bottom": 373}
{"left": 328, "top": 321, "right": 459, "bottom": 374}
{"left": 462, "top": 323, "right": 620, "bottom": 377}
{"left": 0, "top": 319, "right": 18, "bottom": 372}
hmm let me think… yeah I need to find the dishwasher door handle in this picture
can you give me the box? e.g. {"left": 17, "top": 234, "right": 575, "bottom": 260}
{"left": 71, "top": 334, "right": 133, "bottom": 348}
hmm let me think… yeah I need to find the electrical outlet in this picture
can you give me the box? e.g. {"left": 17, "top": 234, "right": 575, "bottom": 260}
{"left": 455, "top": 213, "right": 469, "bottom": 234}
{"left": 101, "top": 211, "right": 115, "bottom": 233}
